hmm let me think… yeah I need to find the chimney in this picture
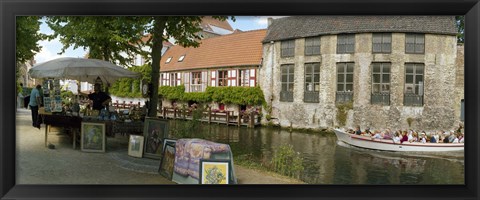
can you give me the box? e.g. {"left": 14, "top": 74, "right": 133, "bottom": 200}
{"left": 267, "top": 17, "right": 273, "bottom": 27}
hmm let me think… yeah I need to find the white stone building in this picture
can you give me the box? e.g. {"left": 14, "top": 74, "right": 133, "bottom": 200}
{"left": 260, "top": 16, "right": 463, "bottom": 131}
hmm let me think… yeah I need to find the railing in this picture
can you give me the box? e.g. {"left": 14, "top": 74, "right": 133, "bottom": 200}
{"left": 280, "top": 91, "right": 294, "bottom": 102}
{"left": 304, "top": 91, "right": 319, "bottom": 103}
{"left": 371, "top": 93, "right": 390, "bottom": 105}
{"left": 336, "top": 91, "right": 353, "bottom": 104}
{"left": 404, "top": 93, "right": 423, "bottom": 106}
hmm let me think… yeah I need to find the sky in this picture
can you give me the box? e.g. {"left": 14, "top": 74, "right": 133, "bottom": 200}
{"left": 33, "top": 16, "right": 278, "bottom": 64}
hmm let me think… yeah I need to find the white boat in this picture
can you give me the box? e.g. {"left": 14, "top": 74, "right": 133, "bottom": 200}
{"left": 333, "top": 129, "right": 464, "bottom": 152}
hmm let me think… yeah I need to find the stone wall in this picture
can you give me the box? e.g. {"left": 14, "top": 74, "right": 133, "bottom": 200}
{"left": 260, "top": 33, "right": 461, "bottom": 131}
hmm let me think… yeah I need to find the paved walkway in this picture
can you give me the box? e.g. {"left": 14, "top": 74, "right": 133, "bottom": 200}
{"left": 16, "top": 108, "right": 303, "bottom": 184}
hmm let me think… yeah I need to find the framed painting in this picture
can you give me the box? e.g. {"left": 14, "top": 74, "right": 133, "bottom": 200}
{"left": 161, "top": 138, "right": 177, "bottom": 154}
{"left": 80, "top": 122, "right": 106, "bottom": 153}
{"left": 199, "top": 159, "right": 231, "bottom": 184}
{"left": 142, "top": 117, "right": 169, "bottom": 159}
{"left": 128, "top": 135, "right": 144, "bottom": 158}
{"left": 158, "top": 141, "right": 176, "bottom": 180}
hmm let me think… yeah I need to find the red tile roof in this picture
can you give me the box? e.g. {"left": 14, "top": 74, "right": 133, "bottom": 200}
{"left": 201, "top": 16, "right": 234, "bottom": 31}
{"left": 160, "top": 29, "right": 266, "bottom": 72}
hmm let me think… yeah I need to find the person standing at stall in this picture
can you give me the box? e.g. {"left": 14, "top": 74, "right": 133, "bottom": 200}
{"left": 29, "top": 84, "right": 42, "bottom": 129}
{"left": 88, "top": 83, "right": 112, "bottom": 111}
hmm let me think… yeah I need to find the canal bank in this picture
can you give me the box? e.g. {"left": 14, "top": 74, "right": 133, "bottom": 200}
{"left": 15, "top": 108, "right": 303, "bottom": 184}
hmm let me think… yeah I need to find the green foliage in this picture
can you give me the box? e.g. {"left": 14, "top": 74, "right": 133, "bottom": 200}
{"left": 46, "top": 16, "right": 150, "bottom": 65}
{"left": 16, "top": 16, "right": 45, "bottom": 64}
{"left": 336, "top": 101, "right": 353, "bottom": 127}
{"left": 158, "top": 86, "right": 266, "bottom": 106}
{"left": 109, "top": 64, "right": 151, "bottom": 98}
{"left": 407, "top": 117, "right": 414, "bottom": 128}
{"left": 159, "top": 85, "right": 185, "bottom": 101}
{"left": 456, "top": 16, "right": 464, "bottom": 44}
{"left": 205, "top": 86, "right": 266, "bottom": 106}
{"left": 182, "top": 92, "right": 211, "bottom": 103}
{"left": 271, "top": 144, "right": 304, "bottom": 179}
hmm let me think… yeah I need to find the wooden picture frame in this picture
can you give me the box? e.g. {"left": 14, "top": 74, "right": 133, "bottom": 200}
{"left": 128, "top": 135, "right": 144, "bottom": 158}
{"left": 142, "top": 117, "right": 169, "bottom": 159}
{"left": 158, "top": 141, "right": 176, "bottom": 180}
{"left": 199, "top": 159, "right": 231, "bottom": 184}
{"left": 80, "top": 122, "right": 106, "bottom": 153}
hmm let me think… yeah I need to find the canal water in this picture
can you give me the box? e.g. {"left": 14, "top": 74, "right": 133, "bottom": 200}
{"left": 168, "top": 120, "right": 465, "bottom": 184}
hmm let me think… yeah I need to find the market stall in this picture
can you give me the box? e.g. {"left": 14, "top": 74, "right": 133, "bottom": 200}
{"left": 29, "top": 57, "right": 142, "bottom": 150}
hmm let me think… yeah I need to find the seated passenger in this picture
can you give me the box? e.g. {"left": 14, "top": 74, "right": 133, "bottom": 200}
{"left": 372, "top": 130, "right": 383, "bottom": 139}
{"left": 354, "top": 125, "right": 361, "bottom": 135}
{"left": 364, "top": 127, "right": 372, "bottom": 136}
{"left": 429, "top": 133, "right": 437, "bottom": 143}
{"left": 400, "top": 131, "right": 409, "bottom": 143}
{"left": 393, "top": 132, "right": 401, "bottom": 143}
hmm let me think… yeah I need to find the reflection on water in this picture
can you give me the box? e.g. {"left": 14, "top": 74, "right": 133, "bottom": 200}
{"left": 168, "top": 120, "right": 464, "bottom": 184}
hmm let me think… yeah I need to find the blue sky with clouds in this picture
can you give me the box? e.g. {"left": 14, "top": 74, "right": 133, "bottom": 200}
{"left": 34, "top": 16, "right": 278, "bottom": 64}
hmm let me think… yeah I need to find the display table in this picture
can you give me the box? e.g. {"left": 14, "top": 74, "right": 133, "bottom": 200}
{"left": 39, "top": 108, "right": 82, "bottom": 149}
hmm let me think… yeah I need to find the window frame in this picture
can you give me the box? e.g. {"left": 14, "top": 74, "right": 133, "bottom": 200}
{"left": 371, "top": 62, "right": 391, "bottom": 105}
{"left": 280, "top": 64, "right": 295, "bottom": 102}
{"left": 191, "top": 71, "right": 202, "bottom": 92}
{"left": 281, "top": 40, "right": 295, "bottom": 57}
{"left": 305, "top": 37, "right": 321, "bottom": 56}
{"left": 405, "top": 33, "right": 425, "bottom": 54}
{"left": 238, "top": 69, "right": 250, "bottom": 87}
{"left": 372, "top": 33, "right": 392, "bottom": 53}
{"left": 336, "top": 62, "right": 354, "bottom": 103}
{"left": 404, "top": 63, "right": 425, "bottom": 106}
{"left": 217, "top": 70, "right": 228, "bottom": 87}
{"left": 304, "top": 62, "right": 320, "bottom": 103}
{"left": 337, "top": 34, "right": 355, "bottom": 54}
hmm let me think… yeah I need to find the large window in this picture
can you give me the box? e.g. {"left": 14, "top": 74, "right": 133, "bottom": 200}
{"left": 281, "top": 40, "right": 295, "bottom": 57}
{"left": 404, "top": 63, "right": 424, "bottom": 106}
{"left": 218, "top": 70, "right": 228, "bottom": 86}
{"left": 405, "top": 33, "right": 425, "bottom": 54}
{"left": 191, "top": 72, "right": 202, "bottom": 92}
{"left": 305, "top": 37, "right": 321, "bottom": 56}
{"left": 371, "top": 62, "right": 391, "bottom": 105}
{"left": 304, "top": 63, "right": 320, "bottom": 103}
{"left": 238, "top": 69, "right": 250, "bottom": 87}
{"left": 337, "top": 34, "right": 355, "bottom": 54}
{"left": 336, "top": 62, "right": 354, "bottom": 103}
{"left": 170, "top": 73, "right": 179, "bottom": 86}
{"left": 280, "top": 64, "right": 294, "bottom": 102}
{"left": 161, "top": 73, "right": 170, "bottom": 86}
{"left": 372, "top": 33, "right": 392, "bottom": 53}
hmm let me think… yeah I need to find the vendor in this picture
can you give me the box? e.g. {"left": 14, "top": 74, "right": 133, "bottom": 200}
{"left": 88, "top": 83, "right": 111, "bottom": 111}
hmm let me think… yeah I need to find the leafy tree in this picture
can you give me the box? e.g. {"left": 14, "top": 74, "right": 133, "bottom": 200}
{"left": 16, "top": 16, "right": 45, "bottom": 64}
{"left": 456, "top": 16, "right": 464, "bottom": 44}
{"left": 46, "top": 16, "right": 150, "bottom": 66}
{"left": 16, "top": 16, "right": 45, "bottom": 90}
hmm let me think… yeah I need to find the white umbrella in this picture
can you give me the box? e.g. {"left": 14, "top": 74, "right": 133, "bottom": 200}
{"left": 28, "top": 57, "right": 141, "bottom": 84}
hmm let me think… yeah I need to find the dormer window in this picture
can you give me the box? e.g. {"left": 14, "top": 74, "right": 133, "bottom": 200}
{"left": 178, "top": 55, "right": 185, "bottom": 62}
{"left": 165, "top": 57, "right": 172, "bottom": 63}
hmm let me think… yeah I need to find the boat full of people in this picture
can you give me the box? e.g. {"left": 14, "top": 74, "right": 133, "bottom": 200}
{"left": 333, "top": 127, "right": 464, "bottom": 152}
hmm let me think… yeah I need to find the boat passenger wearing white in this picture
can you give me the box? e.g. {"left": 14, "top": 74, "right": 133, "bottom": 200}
{"left": 459, "top": 134, "right": 464, "bottom": 143}
{"left": 393, "top": 132, "right": 401, "bottom": 143}
{"left": 372, "top": 130, "right": 383, "bottom": 139}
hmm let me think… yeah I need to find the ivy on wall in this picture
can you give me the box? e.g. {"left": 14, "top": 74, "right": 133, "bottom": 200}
{"left": 159, "top": 85, "right": 266, "bottom": 106}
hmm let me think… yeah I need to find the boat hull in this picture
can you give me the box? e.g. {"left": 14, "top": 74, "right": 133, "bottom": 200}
{"left": 333, "top": 129, "right": 464, "bottom": 152}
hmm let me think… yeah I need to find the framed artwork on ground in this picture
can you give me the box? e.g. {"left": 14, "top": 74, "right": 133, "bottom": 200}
{"left": 158, "top": 141, "right": 176, "bottom": 180}
{"left": 128, "top": 135, "right": 144, "bottom": 158}
{"left": 80, "top": 122, "right": 106, "bottom": 153}
{"left": 143, "top": 117, "right": 169, "bottom": 159}
{"left": 199, "top": 159, "right": 231, "bottom": 184}
{"left": 161, "top": 138, "right": 177, "bottom": 154}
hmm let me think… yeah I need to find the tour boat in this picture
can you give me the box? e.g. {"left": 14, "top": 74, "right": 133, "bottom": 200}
{"left": 333, "top": 129, "right": 464, "bottom": 152}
